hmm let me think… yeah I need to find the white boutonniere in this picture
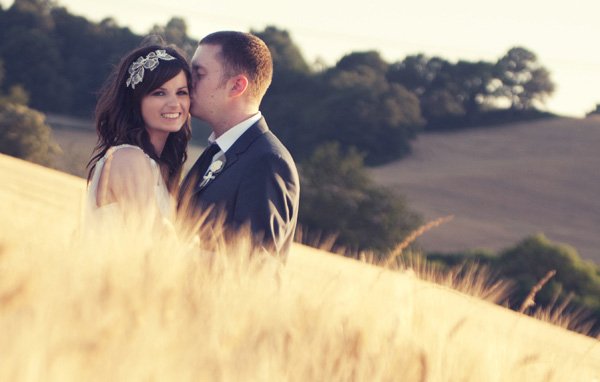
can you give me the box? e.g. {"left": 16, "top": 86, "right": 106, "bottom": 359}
{"left": 199, "top": 158, "right": 226, "bottom": 187}
{"left": 208, "top": 160, "right": 224, "bottom": 173}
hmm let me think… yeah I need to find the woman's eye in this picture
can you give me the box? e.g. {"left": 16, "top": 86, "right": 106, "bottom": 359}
{"left": 152, "top": 91, "right": 165, "bottom": 96}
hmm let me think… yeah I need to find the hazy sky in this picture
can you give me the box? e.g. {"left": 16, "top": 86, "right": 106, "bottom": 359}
{"left": 3, "top": 0, "right": 600, "bottom": 117}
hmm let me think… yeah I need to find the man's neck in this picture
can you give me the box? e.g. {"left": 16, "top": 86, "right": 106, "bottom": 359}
{"left": 211, "top": 108, "right": 259, "bottom": 138}
{"left": 208, "top": 112, "right": 262, "bottom": 152}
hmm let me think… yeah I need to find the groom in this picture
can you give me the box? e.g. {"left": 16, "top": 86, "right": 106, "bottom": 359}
{"left": 179, "top": 31, "right": 300, "bottom": 262}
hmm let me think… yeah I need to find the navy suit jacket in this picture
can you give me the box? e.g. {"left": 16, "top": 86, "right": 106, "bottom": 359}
{"left": 180, "top": 117, "right": 300, "bottom": 261}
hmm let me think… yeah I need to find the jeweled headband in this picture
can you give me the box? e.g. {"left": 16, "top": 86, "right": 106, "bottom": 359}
{"left": 126, "top": 50, "right": 176, "bottom": 89}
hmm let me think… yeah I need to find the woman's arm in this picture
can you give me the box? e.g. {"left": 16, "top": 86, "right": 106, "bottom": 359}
{"left": 98, "top": 147, "right": 158, "bottom": 217}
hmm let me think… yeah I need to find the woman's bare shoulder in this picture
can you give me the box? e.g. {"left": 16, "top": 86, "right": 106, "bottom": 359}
{"left": 106, "top": 146, "right": 154, "bottom": 179}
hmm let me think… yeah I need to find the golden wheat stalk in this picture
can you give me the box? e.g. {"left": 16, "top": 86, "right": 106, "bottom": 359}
{"left": 381, "top": 215, "right": 454, "bottom": 268}
{"left": 518, "top": 269, "right": 556, "bottom": 313}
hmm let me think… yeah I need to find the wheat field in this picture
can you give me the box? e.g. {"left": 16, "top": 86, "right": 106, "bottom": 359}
{"left": 1, "top": 152, "right": 599, "bottom": 381}
{"left": 371, "top": 117, "right": 600, "bottom": 263}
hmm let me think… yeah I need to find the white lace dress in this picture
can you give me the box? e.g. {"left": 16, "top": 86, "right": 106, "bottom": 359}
{"left": 84, "top": 144, "right": 174, "bottom": 230}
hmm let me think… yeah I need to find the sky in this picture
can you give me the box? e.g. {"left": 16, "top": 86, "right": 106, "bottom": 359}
{"left": 3, "top": 0, "right": 600, "bottom": 117}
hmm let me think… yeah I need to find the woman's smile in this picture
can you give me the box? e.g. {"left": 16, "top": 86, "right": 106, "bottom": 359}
{"left": 162, "top": 112, "right": 182, "bottom": 120}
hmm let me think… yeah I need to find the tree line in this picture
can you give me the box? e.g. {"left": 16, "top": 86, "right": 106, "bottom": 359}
{"left": 257, "top": 29, "right": 556, "bottom": 166}
{"left": 1, "top": 0, "right": 557, "bottom": 165}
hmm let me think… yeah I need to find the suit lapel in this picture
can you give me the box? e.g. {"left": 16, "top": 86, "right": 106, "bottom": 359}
{"left": 179, "top": 144, "right": 218, "bottom": 203}
{"left": 192, "top": 118, "right": 269, "bottom": 195}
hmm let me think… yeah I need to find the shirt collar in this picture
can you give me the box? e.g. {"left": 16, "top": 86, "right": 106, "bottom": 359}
{"left": 207, "top": 112, "right": 262, "bottom": 153}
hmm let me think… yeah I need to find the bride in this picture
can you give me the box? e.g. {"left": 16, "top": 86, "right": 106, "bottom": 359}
{"left": 85, "top": 41, "right": 191, "bottom": 232}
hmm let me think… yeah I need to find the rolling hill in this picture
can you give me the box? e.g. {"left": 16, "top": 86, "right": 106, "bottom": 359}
{"left": 371, "top": 117, "right": 600, "bottom": 263}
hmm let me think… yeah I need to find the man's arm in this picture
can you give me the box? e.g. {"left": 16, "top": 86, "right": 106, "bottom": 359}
{"left": 233, "top": 151, "right": 300, "bottom": 260}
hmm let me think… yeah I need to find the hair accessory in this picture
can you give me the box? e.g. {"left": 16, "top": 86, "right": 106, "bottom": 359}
{"left": 126, "top": 50, "right": 176, "bottom": 89}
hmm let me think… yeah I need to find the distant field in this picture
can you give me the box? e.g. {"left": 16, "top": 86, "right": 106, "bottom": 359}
{"left": 47, "top": 115, "right": 600, "bottom": 263}
{"left": 371, "top": 117, "right": 600, "bottom": 263}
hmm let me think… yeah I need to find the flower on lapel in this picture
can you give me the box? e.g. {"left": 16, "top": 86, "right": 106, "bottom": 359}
{"left": 208, "top": 159, "right": 224, "bottom": 174}
{"left": 199, "top": 158, "right": 226, "bottom": 188}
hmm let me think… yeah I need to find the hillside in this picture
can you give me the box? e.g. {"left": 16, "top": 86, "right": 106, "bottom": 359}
{"left": 1, "top": 152, "right": 600, "bottom": 380}
{"left": 371, "top": 117, "right": 600, "bottom": 263}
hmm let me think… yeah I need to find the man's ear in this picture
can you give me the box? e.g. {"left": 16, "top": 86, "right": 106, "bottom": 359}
{"left": 229, "top": 75, "right": 249, "bottom": 97}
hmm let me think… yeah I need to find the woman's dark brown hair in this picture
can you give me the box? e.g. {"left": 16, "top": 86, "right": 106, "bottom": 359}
{"left": 87, "top": 41, "right": 192, "bottom": 194}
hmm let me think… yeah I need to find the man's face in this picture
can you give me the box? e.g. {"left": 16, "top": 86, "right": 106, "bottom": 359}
{"left": 190, "top": 44, "right": 228, "bottom": 124}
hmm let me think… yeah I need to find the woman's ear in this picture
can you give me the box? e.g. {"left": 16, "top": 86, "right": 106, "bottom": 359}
{"left": 229, "top": 75, "right": 249, "bottom": 97}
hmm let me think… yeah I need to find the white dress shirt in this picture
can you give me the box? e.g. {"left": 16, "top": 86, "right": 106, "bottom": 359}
{"left": 206, "top": 112, "right": 262, "bottom": 163}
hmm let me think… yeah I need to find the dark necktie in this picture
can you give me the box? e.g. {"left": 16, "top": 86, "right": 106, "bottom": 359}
{"left": 178, "top": 143, "right": 221, "bottom": 206}
{"left": 195, "top": 143, "right": 221, "bottom": 182}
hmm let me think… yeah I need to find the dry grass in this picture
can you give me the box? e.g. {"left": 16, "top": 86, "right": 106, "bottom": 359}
{"left": 0, "top": 214, "right": 416, "bottom": 381}
{"left": 519, "top": 270, "right": 557, "bottom": 313}
{"left": 1, "top": 153, "right": 600, "bottom": 381}
{"left": 528, "top": 291, "right": 599, "bottom": 336}
{"left": 0, "top": 215, "right": 598, "bottom": 380}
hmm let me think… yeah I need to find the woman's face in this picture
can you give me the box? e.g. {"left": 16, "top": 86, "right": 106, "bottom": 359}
{"left": 141, "top": 70, "right": 190, "bottom": 148}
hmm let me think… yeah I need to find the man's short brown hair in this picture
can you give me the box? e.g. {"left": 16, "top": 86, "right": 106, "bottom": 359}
{"left": 200, "top": 31, "right": 273, "bottom": 102}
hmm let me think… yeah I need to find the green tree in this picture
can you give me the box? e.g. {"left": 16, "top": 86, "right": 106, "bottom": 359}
{"left": 387, "top": 55, "right": 463, "bottom": 116}
{"left": 313, "top": 52, "right": 424, "bottom": 164}
{"left": 253, "top": 26, "right": 311, "bottom": 76}
{"left": 0, "top": 102, "right": 61, "bottom": 167}
{"left": 149, "top": 17, "right": 197, "bottom": 60}
{"left": 494, "top": 47, "right": 555, "bottom": 110}
{"left": 452, "top": 60, "right": 497, "bottom": 113}
{"left": 387, "top": 55, "right": 497, "bottom": 129}
{"left": 50, "top": 7, "right": 141, "bottom": 117}
{"left": 0, "top": 0, "right": 67, "bottom": 113}
{"left": 587, "top": 104, "right": 600, "bottom": 116}
{"left": 0, "top": 1, "right": 141, "bottom": 117}
{"left": 262, "top": 49, "right": 424, "bottom": 165}
{"left": 298, "top": 142, "right": 422, "bottom": 254}
{"left": 336, "top": 50, "right": 389, "bottom": 75}
{"left": 256, "top": 26, "right": 316, "bottom": 154}
{"left": 0, "top": 58, "right": 61, "bottom": 167}
{"left": 11, "top": 0, "right": 55, "bottom": 15}
{"left": 499, "top": 234, "right": 600, "bottom": 309}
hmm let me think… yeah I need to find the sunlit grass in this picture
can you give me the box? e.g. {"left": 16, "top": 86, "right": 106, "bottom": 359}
{"left": 1, "top": 154, "right": 599, "bottom": 380}
{"left": 0, "top": 208, "right": 598, "bottom": 381}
